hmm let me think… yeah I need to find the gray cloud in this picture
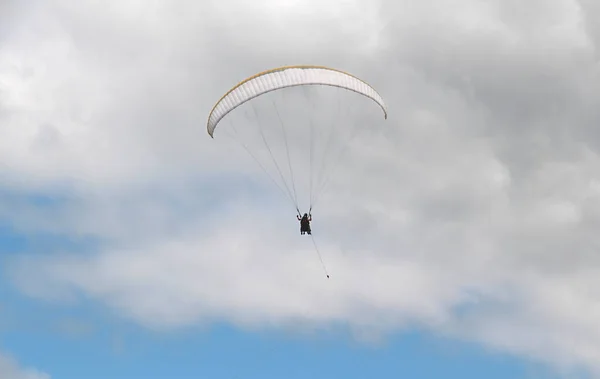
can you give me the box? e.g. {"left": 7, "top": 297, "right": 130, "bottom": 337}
{"left": 2, "top": 0, "right": 600, "bottom": 376}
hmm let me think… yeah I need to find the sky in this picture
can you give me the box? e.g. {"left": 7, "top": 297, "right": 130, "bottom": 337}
{"left": 1, "top": 0, "right": 600, "bottom": 378}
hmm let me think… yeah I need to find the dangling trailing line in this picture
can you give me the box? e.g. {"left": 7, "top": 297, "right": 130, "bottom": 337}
{"left": 311, "top": 234, "right": 329, "bottom": 279}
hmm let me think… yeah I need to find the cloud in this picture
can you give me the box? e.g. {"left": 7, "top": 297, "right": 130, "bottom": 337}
{"left": 2, "top": 0, "right": 600, "bottom": 376}
{"left": 0, "top": 353, "right": 50, "bottom": 379}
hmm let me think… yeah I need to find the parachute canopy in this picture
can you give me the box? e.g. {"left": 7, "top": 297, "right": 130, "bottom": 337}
{"left": 207, "top": 65, "right": 387, "bottom": 214}
{"left": 207, "top": 65, "right": 387, "bottom": 137}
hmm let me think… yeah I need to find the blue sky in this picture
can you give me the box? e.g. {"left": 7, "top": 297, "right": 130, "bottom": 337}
{"left": 3, "top": 0, "right": 600, "bottom": 378}
{"left": 1, "top": 323, "right": 549, "bottom": 379}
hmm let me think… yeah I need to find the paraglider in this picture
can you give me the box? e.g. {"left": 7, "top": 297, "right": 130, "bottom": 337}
{"left": 206, "top": 65, "right": 387, "bottom": 278}
{"left": 297, "top": 213, "right": 312, "bottom": 235}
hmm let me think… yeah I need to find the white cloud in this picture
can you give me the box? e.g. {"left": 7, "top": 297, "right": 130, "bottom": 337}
{"left": 2, "top": 0, "right": 600, "bottom": 376}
